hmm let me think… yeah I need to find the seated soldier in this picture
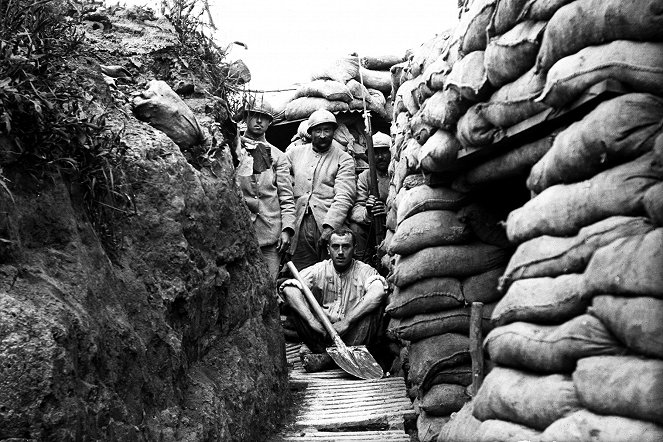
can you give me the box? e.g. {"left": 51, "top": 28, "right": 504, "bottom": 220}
{"left": 279, "top": 228, "right": 388, "bottom": 372}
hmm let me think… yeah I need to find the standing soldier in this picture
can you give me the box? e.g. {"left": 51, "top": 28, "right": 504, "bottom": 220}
{"left": 286, "top": 109, "right": 356, "bottom": 270}
{"left": 236, "top": 98, "right": 296, "bottom": 278}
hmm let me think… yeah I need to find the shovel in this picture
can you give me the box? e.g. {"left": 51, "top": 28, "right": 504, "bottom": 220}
{"left": 286, "top": 261, "right": 383, "bottom": 380}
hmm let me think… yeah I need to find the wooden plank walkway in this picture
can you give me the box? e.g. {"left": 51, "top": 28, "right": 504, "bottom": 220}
{"left": 272, "top": 343, "right": 415, "bottom": 442}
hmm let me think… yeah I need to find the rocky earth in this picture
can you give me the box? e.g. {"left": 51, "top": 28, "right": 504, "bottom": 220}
{"left": 0, "top": 5, "right": 288, "bottom": 441}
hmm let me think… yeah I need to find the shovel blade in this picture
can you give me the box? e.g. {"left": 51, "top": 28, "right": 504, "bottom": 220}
{"left": 326, "top": 345, "right": 383, "bottom": 380}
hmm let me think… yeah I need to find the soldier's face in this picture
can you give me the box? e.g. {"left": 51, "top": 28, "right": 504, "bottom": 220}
{"left": 246, "top": 113, "right": 271, "bottom": 137}
{"left": 310, "top": 123, "right": 335, "bottom": 151}
{"left": 328, "top": 233, "right": 354, "bottom": 269}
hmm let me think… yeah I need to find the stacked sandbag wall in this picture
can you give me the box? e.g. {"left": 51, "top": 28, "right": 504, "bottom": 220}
{"left": 437, "top": 0, "right": 663, "bottom": 440}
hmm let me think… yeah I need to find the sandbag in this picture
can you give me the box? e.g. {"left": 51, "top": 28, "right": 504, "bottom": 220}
{"left": 413, "top": 79, "right": 435, "bottom": 108}
{"left": 390, "top": 243, "right": 509, "bottom": 287}
{"left": 456, "top": 0, "right": 497, "bottom": 53}
{"left": 444, "top": 51, "right": 492, "bottom": 102}
{"left": 423, "top": 55, "right": 452, "bottom": 91}
{"left": 490, "top": 0, "right": 574, "bottom": 36}
{"left": 386, "top": 277, "right": 464, "bottom": 318}
{"left": 392, "top": 139, "right": 421, "bottom": 192}
{"left": 409, "top": 33, "right": 451, "bottom": 79}
{"left": 310, "top": 56, "right": 359, "bottom": 83}
{"left": 538, "top": 41, "right": 663, "bottom": 109}
{"left": 408, "top": 333, "right": 470, "bottom": 390}
{"left": 284, "top": 97, "right": 349, "bottom": 120}
{"left": 590, "top": 295, "right": 663, "bottom": 359}
{"left": 644, "top": 181, "right": 663, "bottom": 226}
{"left": 359, "top": 67, "right": 392, "bottom": 93}
{"left": 492, "top": 273, "right": 589, "bottom": 326}
{"left": 573, "top": 356, "right": 663, "bottom": 425}
{"left": 473, "top": 367, "right": 581, "bottom": 430}
{"left": 456, "top": 104, "right": 502, "bottom": 148}
{"left": 536, "top": 0, "right": 663, "bottom": 74}
{"left": 292, "top": 79, "right": 353, "bottom": 102}
{"left": 426, "top": 364, "right": 473, "bottom": 388}
{"left": 529, "top": 93, "right": 663, "bottom": 192}
{"left": 485, "top": 314, "right": 625, "bottom": 373}
{"left": 389, "top": 304, "right": 495, "bottom": 342}
{"left": 541, "top": 409, "right": 663, "bottom": 442}
{"left": 394, "top": 78, "right": 420, "bottom": 116}
{"left": 418, "top": 130, "right": 461, "bottom": 173}
{"left": 346, "top": 78, "right": 370, "bottom": 100}
{"left": 420, "top": 89, "right": 469, "bottom": 131}
{"left": 475, "top": 419, "right": 542, "bottom": 442}
{"left": 388, "top": 210, "right": 471, "bottom": 256}
{"left": 402, "top": 173, "right": 429, "bottom": 190}
{"left": 367, "top": 88, "right": 388, "bottom": 119}
{"left": 480, "top": 66, "right": 548, "bottom": 128}
{"left": 457, "top": 203, "right": 511, "bottom": 248}
{"left": 454, "top": 132, "right": 555, "bottom": 191}
{"left": 461, "top": 267, "right": 506, "bottom": 304}
{"left": 437, "top": 402, "right": 480, "bottom": 442}
{"left": 385, "top": 207, "right": 397, "bottom": 231}
{"left": 397, "top": 185, "right": 467, "bottom": 224}
{"left": 410, "top": 111, "right": 436, "bottom": 145}
{"left": 418, "top": 411, "right": 450, "bottom": 442}
{"left": 132, "top": 79, "right": 205, "bottom": 149}
{"left": 360, "top": 54, "right": 405, "bottom": 70}
{"left": 390, "top": 61, "right": 408, "bottom": 99}
{"left": 584, "top": 229, "right": 663, "bottom": 298}
{"left": 420, "top": 384, "right": 470, "bottom": 417}
{"left": 484, "top": 21, "right": 546, "bottom": 87}
{"left": 507, "top": 151, "right": 663, "bottom": 243}
{"left": 500, "top": 216, "right": 655, "bottom": 291}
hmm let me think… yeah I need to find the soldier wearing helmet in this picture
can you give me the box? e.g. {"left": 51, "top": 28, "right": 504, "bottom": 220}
{"left": 236, "top": 97, "right": 296, "bottom": 278}
{"left": 285, "top": 109, "right": 357, "bottom": 270}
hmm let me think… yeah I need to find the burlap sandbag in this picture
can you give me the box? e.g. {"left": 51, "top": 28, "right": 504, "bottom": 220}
{"left": 397, "top": 185, "right": 467, "bottom": 224}
{"left": 390, "top": 243, "right": 509, "bottom": 287}
{"left": 385, "top": 207, "right": 397, "bottom": 231}
{"left": 590, "top": 295, "right": 663, "bottom": 359}
{"left": 389, "top": 210, "right": 470, "bottom": 256}
{"left": 420, "top": 384, "right": 470, "bottom": 417}
{"left": 536, "top": 0, "right": 663, "bottom": 74}
{"left": 360, "top": 54, "right": 405, "bottom": 70}
{"left": 541, "top": 409, "right": 663, "bottom": 442}
{"left": 584, "top": 229, "right": 663, "bottom": 298}
{"left": 445, "top": 51, "right": 492, "bottom": 102}
{"left": 392, "top": 139, "right": 421, "bottom": 193}
{"left": 389, "top": 303, "right": 495, "bottom": 342}
{"left": 427, "top": 364, "right": 473, "bottom": 388}
{"left": 574, "top": 356, "right": 663, "bottom": 425}
{"left": 418, "top": 130, "right": 461, "bottom": 173}
{"left": 421, "top": 88, "right": 469, "bottom": 131}
{"left": 485, "top": 21, "right": 546, "bottom": 87}
{"left": 413, "top": 77, "right": 435, "bottom": 108}
{"left": 456, "top": 104, "right": 502, "bottom": 148}
{"left": 410, "top": 110, "right": 435, "bottom": 145}
{"left": 437, "top": 402, "right": 481, "bottom": 442}
{"left": 492, "top": 273, "right": 589, "bottom": 326}
{"left": 293, "top": 79, "right": 353, "bottom": 103}
{"left": 423, "top": 55, "right": 452, "bottom": 91}
{"left": 538, "top": 41, "right": 663, "bottom": 109}
{"left": 408, "top": 33, "right": 452, "bottom": 79}
{"left": 390, "top": 61, "right": 408, "bottom": 99}
{"left": 394, "top": 78, "right": 420, "bottom": 116}
{"left": 644, "top": 181, "right": 663, "bottom": 226}
{"left": 386, "top": 277, "right": 464, "bottom": 318}
{"left": 529, "top": 93, "right": 663, "bottom": 193}
{"left": 507, "top": 151, "right": 663, "bottom": 243}
{"left": 453, "top": 132, "right": 556, "bottom": 191}
{"left": 457, "top": 203, "right": 511, "bottom": 248}
{"left": 462, "top": 267, "right": 506, "bottom": 304}
{"left": 132, "top": 80, "right": 205, "bottom": 149}
{"left": 500, "top": 216, "right": 655, "bottom": 291}
{"left": 481, "top": 66, "right": 548, "bottom": 128}
{"left": 310, "top": 56, "right": 359, "bottom": 83}
{"left": 485, "top": 314, "right": 625, "bottom": 373}
{"left": 455, "top": 0, "right": 497, "bottom": 53}
{"left": 490, "top": 0, "right": 574, "bottom": 36}
{"left": 284, "top": 97, "right": 349, "bottom": 121}
{"left": 473, "top": 367, "right": 581, "bottom": 430}
{"left": 359, "top": 67, "right": 392, "bottom": 94}
{"left": 418, "top": 411, "right": 450, "bottom": 442}
{"left": 475, "top": 419, "right": 542, "bottom": 442}
{"left": 408, "top": 333, "right": 470, "bottom": 390}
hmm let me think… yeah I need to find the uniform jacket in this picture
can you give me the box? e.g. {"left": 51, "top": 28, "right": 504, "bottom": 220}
{"left": 350, "top": 169, "right": 390, "bottom": 224}
{"left": 236, "top": 137, "right": 296, "bottom": 247}
{"left": 285, "top": 143, "right": 356, "bottom": 252}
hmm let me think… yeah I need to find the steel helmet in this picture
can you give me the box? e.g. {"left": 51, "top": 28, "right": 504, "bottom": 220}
{"left": 372, "top": 132, "right": 391, "bottom": 148}
{"left": 307, "top": 109, "right": 338, "bottom": 134}
{"left": 244, "top": 97, "right": 275, "bottom": 120}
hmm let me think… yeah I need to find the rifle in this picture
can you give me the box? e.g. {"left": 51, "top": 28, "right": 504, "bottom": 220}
{"left": 357, "top": 55, "right": 386, "bottom": 246}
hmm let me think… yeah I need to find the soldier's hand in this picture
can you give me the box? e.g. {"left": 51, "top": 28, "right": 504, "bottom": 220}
{"left": 370, "top": 200, "right": 387, "bottom": 218}
{"left": 277, "top": 230, "right": 292, "bottom": 254}
{"left": 365, "top": 195, "right": 377, "bottom": 214}
{"left": 317, "top": 226, "right": 334, "bottom": 249}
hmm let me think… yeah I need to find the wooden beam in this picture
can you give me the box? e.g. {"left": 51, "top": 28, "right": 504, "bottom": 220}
{"left": 470, "top": 302, "right": 485, "bottom": 396}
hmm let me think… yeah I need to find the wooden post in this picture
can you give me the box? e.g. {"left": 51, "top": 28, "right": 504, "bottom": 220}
{"left": 469, "top": 302, "right": 485, "bottom": 396}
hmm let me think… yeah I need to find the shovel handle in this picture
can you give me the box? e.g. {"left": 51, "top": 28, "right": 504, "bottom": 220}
{"left": 286, "top": 261, "right": 344, "bottom": 346}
